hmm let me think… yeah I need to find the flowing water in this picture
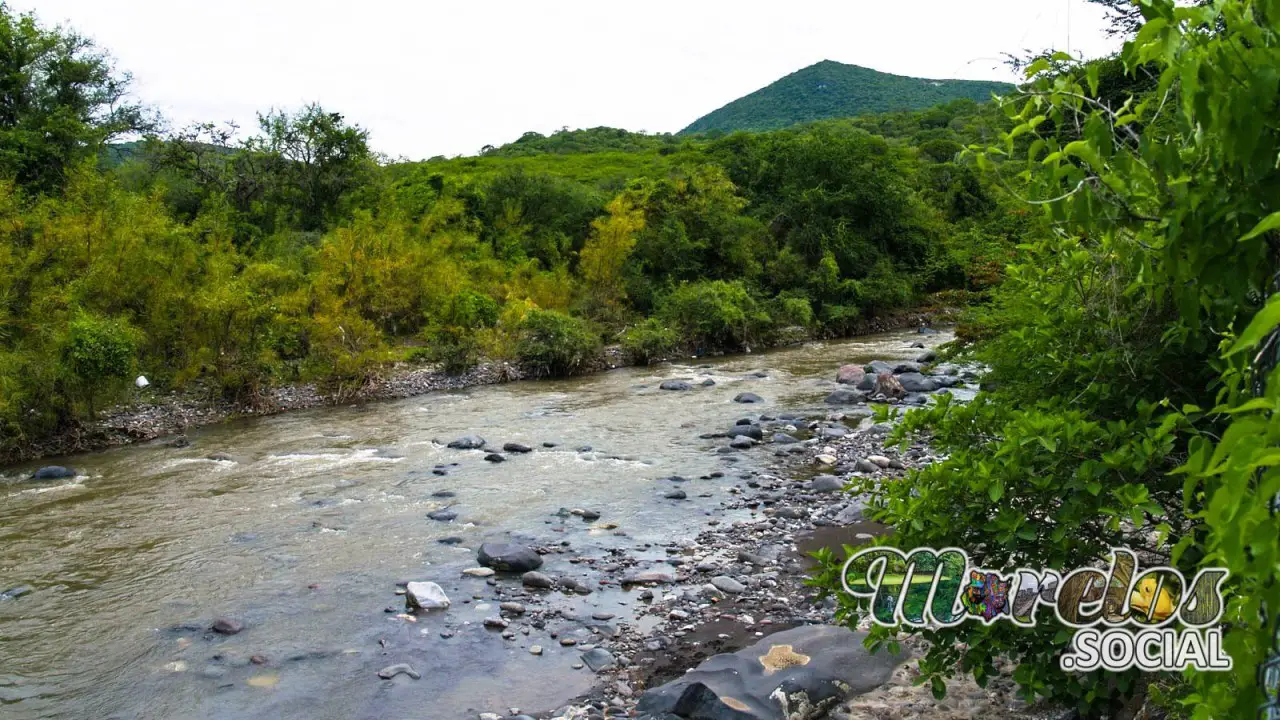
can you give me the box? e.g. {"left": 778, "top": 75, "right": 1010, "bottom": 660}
{"left": 0, "top": 328, "right": 950, "bottom": 720}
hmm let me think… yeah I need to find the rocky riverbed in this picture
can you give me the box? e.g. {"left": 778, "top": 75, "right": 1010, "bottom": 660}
{"left": 2, "top": 325, "right": 1062, "bottom": 720}
{"left": 335, "top": 350, "right": 1062, "bottom": 720}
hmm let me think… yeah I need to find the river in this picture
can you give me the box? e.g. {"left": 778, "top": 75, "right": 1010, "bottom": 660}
{"left": 0, "top": 328, "right": 948, "bottom": 719}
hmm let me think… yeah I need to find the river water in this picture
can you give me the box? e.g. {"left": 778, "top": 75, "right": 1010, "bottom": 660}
{"left": 0, "top": 328, "right": 948, "bottom": 720}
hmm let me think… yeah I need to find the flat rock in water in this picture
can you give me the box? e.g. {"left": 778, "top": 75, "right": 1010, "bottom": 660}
{"left": 771, "top": 433, "right": 799, "bottom": 444}
{"left": 623, "top": 569, "right": 677, "bottom": 585}
{"left": 824, "top": 389, "right": 866, "bottom": 405}
{"left": 484, "top": 453, "right": 506, "bottom": 463}
{"left": 210, "top": 618, "right": 243, "bottom": 635}
{"left": 477, "top": 543, "right": 543, "bottom": 573}
{"left": 635, "top": 625, "right": 908, "bottom": 720}
{"left": 426, "top": 509, "right": 457, "bottom": 522}
{"left": 377, "top": 663, "right": 421, "bottom": 680}
{"left": 522, "top": 571, "right": 555, "bottom": 589}
{"left": 503, "top": 442, "right": 533, "bottom": 453}
{"left": 733, "top": 392, "right": 764, "bottom": 404}
{"left": 729, "top": 436, "right": 755, "bottom": 449}
{"left": 31, "top": 466, "right": 75, "bottom": 480}
{"left": 581, "top": 648, "right": 616, "bottom": 672}
{"left": 405, "top": 581, "right": 450, "bottom": 611}
{"left": 726, "top": 425, "right": 763, "bottom": 441}
{"left": 808, "top": 475, "right": 845, "bottom": 493}
{"left": 665, "top": 489, "right": 687, "bottom": 500}
{"left": 447, "top": 435, "right": 486, "bottom": 450}
{"left": 660, "top": 380, "right": 693, "bottom": 391}
{"left": 463, "top": 567, "right": 496, "bottom": 577}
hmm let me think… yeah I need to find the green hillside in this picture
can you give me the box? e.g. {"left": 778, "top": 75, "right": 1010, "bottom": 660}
{"left": 681, "top": 60, "right": 1015, "bottom": 134}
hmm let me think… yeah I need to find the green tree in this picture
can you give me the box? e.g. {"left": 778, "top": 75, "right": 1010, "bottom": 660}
{"left": 0, "top": 5, "right": 151, "bottom": 194}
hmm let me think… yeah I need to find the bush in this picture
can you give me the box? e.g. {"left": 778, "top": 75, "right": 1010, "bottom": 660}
{"left": 658, "top": 280, "right": 770, "bottom": 353}
{"left": 418, "top": 290, "right": 502, "bottom": 375}
{"left": 516, "top": 309, "right": 600, "bottom": 377}
{"left": 621, "top": 318, "right": 680, "bottom": 365}
{"left": 62, "top": 313, "right": 138, "bottom": 418}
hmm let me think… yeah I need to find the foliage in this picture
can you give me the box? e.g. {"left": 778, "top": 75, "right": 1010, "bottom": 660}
{"left": 61, "top": 312, "right": 137, "bottom": 417}
{"left": 620, "top": 318, "right": 680, "bottom": 365}
{"left": 809, "top": 2, "right": 1280, "bottom": 718}
{"left": 657, "top": 280, "right": 771, "bottom": 353}
{"left": 0, "top": 4, "right": 1025, "bottom": 458}
{"left": 681, "top": 60, "right": 1014, "bottom": 135}
{"left": 0, "top": 7, "right": 152, "bottom": 194}
{"left": 515, "top": 309, "right": 600, "bottom": 378}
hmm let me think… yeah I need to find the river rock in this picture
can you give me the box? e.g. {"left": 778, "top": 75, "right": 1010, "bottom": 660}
{"left": 522, "top": 571, "right": 555, "bottom": 589}
{"left": 919, "top": 326, "right": 939, "bottom": 334}
{"left": 660, "top": 380, "right": 693, "bottom": 391}
{"left": 665, "top": 489, "right": 688, "bottom": 500}
{"left": 726, "top": 425, "right": 763, "bottom": 441}
{"left": 733, "top": 392, "right": 764, "bottom": 404}
{"left": 896, "top": 372, "right": 938, "bottom": 393}
{"left": 916, "top": 350, "right": 938, "bottom": 363}
{"left": 854, "top": 458, "right": 880, "bottom": 474}
{"left": 447, "top": 435, "right": 486, "bottom": 450}
{"left": 211, "top": 618, "right": 243, "bottom": 635}
{"left": 824, "top": 389, "right": 866, "bottom": 405}
{"left": 477, "top": 543, "right": 543, "bottom": 573}
{"left": 405, "top": 581, "right": 451, "bottom": 610}
{"left": 377, "top": 663, "right": 421, "bottom": 680}
{"left": 865, "top": 361, "right": 896, "bottom": 376}
{"left": 635, "top": 625, "right": 907, "bottom": 720}
{"left": 729, "top": 436, "right": 755, "bottom": 449}
{"left": 503, "top": 442, "right": 533, "bottom": 453}
{"left": 808, "top": 475, "right": 845, "bottom": 493}
{"left": 582, "top": 648, "right": 616, "bottom": 672}
{"left": 463, "top": 567, "right": 495, "bottom": 577}
{"left": 930, "top": 374, "right": 961, "bottom": 388}
{"left": 892, "top": 361, "right": 922, "bottom": 374}
{"left": 867, "top": 455, "right": 892, "bottom": 468}
{"left": 484, "top": 453, "right": 506, "bottom": 463}
{"left": 427, "top": 509, "right": 457, "bottom": 522}
{"left": 815, "top": 455, "right": 837, "bottom": 466}
{"left": 872, "top": 372, "right": 906, "bottom": 399}
{"left": 836, "top": 365, "right": 866, "bottom": 385}
{"left": 710, "top": 576, "right": 746, "bottom": 594}
{"left": 771, "top": 433, "right": 799, "bottom": 444}
{"left": 623, "top": 569, "right": 677, "bottom": 585}
{"left": 30, "top": 466, "right": 75, "bottom": 480}
{"left": 0, "top": 585, "right": 33, "bottom": 600}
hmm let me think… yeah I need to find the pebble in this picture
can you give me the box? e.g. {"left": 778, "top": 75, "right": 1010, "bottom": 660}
{"left": 462, "top": 568, "right": 496, "bottom": 578}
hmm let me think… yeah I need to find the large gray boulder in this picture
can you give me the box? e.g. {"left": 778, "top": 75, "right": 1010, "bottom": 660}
{"left": 824, "top": 389, "right": 866, "bottom": 405}
{"left": 477, "top": 543, "right": 543, "bottom": 573}
{"left": 635, "top": 625, "right": 907, "bottom": 720}
{"left": 896, "top": 373, "right": 938, "bottom": 393}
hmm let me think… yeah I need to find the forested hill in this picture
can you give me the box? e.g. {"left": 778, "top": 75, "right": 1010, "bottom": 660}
{"left": 681, "top": 60, "right": 1014, "bottom": 135}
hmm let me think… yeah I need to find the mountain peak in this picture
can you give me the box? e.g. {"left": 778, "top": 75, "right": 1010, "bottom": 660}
{"left": 680, "top": 61, "right": 1013, "bottom": 135}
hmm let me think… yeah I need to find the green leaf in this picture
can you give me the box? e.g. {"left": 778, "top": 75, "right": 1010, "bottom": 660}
{"left": 1226, "top": 295, "right": 1280, "bottom": 356}
{"left": 1239, "top": 211, "right": 1280, "bottom": 243}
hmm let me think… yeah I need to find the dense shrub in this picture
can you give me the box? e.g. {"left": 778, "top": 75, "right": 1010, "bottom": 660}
{"left": 515, "top": 309, "right": 601, "bottom": 377}
{"left": 621, "top": 318, "right": 681, "bottom": 365}
{"left": 657, "top": 280, "right": 771, "bottom": 353}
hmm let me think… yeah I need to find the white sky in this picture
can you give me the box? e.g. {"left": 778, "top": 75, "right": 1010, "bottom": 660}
{"left": 24, "top": 0, "right": 1120, "bottom": 160}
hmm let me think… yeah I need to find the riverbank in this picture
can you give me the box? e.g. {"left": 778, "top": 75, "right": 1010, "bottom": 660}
{"left": 2, "top": 308, "right": 956, "bottom": 468}
{"left": 505, "top": 360, "right": 1070, "bottom": 720}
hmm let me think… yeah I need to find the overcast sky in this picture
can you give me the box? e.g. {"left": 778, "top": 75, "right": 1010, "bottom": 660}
{"left": 25, "top": 1, "right": 1121, "bottom": 159}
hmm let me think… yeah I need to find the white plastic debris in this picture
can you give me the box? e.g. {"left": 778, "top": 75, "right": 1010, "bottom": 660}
{"left": 135, "top": 375, "right": 150, "bottom": 388}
